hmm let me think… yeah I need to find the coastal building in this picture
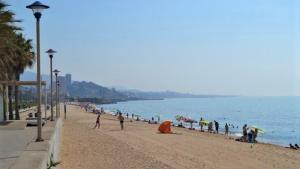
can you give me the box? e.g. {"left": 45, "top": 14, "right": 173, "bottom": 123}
{"left": 58, "top": 76, "right": 67, "bottom": 97}
{"left": 65, "top": 74, "right": 72, "bottom": 87}
{"left": 52, "top": 74, "right": 72, "bottom": 99}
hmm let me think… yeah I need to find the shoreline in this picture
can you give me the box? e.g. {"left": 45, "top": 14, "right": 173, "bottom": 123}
{"left": 96, "top": 97, "right": 299, "bottom": 148}
{"left": 100, "top": 108, "right": 292, "bottom": 148}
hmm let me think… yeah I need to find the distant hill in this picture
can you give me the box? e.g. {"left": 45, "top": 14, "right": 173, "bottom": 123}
{"left": 68, "top": 81, "right": 128, "bottom": 99}
{"left": 21, "top": 71, "right": 232, "bottom": 103}
{"left": 20, "top": 71, "right": 50, "bottom": 85}
{"left": 117, "top": 89, "right": 228, "bottom": 100}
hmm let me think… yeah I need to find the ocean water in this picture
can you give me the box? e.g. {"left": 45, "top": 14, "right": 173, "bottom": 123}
{"left": 99, "top": 97, "right": 300, "bottom": 146}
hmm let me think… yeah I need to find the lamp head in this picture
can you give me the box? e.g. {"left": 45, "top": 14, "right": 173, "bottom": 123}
{"left": 26, "top": 1, "right": 49, "bottom": 19}
{"left": 46, "top": 49, "right": 56, "bottom": 58}
{"left": 53, "top": 69, "right": 60, "bottom": 76}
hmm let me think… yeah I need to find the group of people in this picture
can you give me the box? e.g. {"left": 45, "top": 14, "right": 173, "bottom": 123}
{"left": 241, "top": 124, "right": 258, "bottom": 143}
{"left": 199, "top": 118, "right": 229, "bottom": 136}
{"left": 93, "top": 109, "right": 125, "bottom": 130}
{"left": 289, "top": 144, "right": 300, "bottom": 150}
{"left": 92, "top": 109, "right": 262, "bottom": 145}
{"left": 199, "top": 120, "right": 261, "bottom": 144}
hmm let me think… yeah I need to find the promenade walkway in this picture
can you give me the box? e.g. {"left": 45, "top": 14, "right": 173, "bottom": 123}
{"left": 0, "top": 121, "right": 35, "bottom": 169}
{"left": 0, "top": 105, "right": 62, "bottom": 169}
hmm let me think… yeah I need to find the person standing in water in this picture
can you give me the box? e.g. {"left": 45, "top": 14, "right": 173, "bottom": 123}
{"left": 93, "top": 113, "right": 101, "bottom": 129}
{"left": 242, "top": 124, "right": 248, "bottom": 142}
{"left": 199, "top": 117, "right": 204, "bottom": 132}
{"left": 118, "top": 113, "right": 125, "bottom": 130}
{"left": 214, "top": 121, "right": 219, "bottom": 134}
{"left": 225, "top": 123, "right": 229, "bottom": 136}
{"left": 253, "top": 128, "right": 258, "bottom": 143}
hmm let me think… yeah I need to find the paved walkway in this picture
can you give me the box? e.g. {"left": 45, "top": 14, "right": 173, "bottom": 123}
{"left": 0, "top": 122, "right": 36, "bottom": 169}
{"left": 0, "top": 105, "right": 59, "bottom": 169}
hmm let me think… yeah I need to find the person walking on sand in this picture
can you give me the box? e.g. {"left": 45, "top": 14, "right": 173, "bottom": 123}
{"left": 126, "top": 113, "right": 129, "bottom": 118}
{"left": 118, "top": 113, "right": 125, "bottom": 130}
{"left": 225, "top": 123, "right": 229, "bottom": 136}
{"left": 93, "top": 114, "right": 101, "bottom": 129}
{"left": 64, "top": 103, "right": 67, "bottom": 120}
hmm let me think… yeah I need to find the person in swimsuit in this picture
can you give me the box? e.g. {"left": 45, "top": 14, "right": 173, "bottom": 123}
{"left": 93, "top": 114, "right": 100, "bottom": 129}
{"left": 225, "top": 123, "right": 229, "bottom": 136}
{"left": 118, "top": 113, "right": 125, "bottom": 130}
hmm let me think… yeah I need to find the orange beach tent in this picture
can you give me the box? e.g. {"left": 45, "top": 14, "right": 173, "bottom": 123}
{"left": 158, "top": 120, "right": 172, "bottom": 133}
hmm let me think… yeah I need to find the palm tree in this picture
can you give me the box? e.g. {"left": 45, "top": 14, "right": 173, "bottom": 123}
{"left": 0, "top": 1, "right": 34, "bottom": 120}
{"left": 0, "top": 1, "right": 19, "bottom": 120}
{"left": 12, "top": 33, "right": 34, "bottom": 120}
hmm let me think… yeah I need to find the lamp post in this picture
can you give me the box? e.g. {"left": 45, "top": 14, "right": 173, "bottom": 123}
{"left": 46, "top": 49, "right": 56, "bottom": 121}
{"left": 26, "top": 1, "right": 49, "bottom": 142}
{"left": 57, "top": 80, "right": 60, "bottom": 117}
{"left": 53, "top": 69, "right": 60, "bottom": 119}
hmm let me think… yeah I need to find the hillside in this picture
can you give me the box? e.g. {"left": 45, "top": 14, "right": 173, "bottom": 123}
{"left": 68, "top": 81, "right": 128, "bottom": 99}
{"left": 21, "top": 71, "right": 232, "bottom": 103}
{"left": 117, "top": 89, "right": 228, "bottom": 100}
{"left": 20, "top": 71, "right": 50, "bottom": 85}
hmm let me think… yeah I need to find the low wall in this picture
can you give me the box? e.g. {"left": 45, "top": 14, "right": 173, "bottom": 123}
{"left": 10, "top": 118, "right": 63, "bottom": 169}
{"left": 49, "top": 118, "right": 63, "bottom": 168}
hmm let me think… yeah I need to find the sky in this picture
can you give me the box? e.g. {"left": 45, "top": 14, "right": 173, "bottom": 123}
{"left": 7, "top": 0, "right": 300, "bottom": 96}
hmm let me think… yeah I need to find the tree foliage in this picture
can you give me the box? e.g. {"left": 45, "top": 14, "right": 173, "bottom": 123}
{"left": 0, "top": 1, "right": 35, "bottom": 119}
{"left": 0, "top": 1, "right": 34, "bottom": 81}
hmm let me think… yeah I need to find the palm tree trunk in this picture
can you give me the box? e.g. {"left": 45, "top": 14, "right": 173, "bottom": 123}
{"left": 2, "top": 85, "right": 7, "bottom": 121}
{"left": 15, "top": 73, "right": 20, "bottom": 120}
{"left": 8, "top": 85, "right": 13, "bottom": 120}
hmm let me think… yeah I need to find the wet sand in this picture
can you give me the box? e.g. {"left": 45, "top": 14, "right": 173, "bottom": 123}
{"left": 60, "top": 105, "right": 300, "bottom": 169}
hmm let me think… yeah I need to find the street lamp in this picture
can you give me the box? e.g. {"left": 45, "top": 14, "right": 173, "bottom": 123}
{"left": 46, "top": 49, "right": 56, "bottom": 121}
{"left": 57, "top": 80, "right": 60, "bottom": 117}
{"left": 26, "top": 1, "right": 49, "bottom": 142}
{"left": 53, "top": 69, "right": 60, "bottom": 119}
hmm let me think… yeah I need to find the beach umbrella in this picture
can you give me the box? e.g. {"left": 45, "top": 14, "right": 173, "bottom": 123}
{"left": 249, "top": 126, "right": 264, "bottom": 134}
{"left": 184, "top": 118, "right": 197, "bottom": 123}
{"left": 200, "top": 120, "right": 210, "bottom": 126}
{"left": 178, "top": 116, "right": 197, "bottom": 129}
{"left": 175, "top": 115, "right": 184, "bottom": 121}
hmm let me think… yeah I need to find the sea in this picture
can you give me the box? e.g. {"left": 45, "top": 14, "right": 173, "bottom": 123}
{"left": 99, "top": 96, "right": 300, "bottom": 146}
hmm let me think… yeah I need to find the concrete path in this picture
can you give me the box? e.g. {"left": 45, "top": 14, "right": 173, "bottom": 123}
{"left": 0, "top": 106, "right": 59, "bottom": 169}
{"left": 0, "top": 123, "right": 36, "bottom": 169}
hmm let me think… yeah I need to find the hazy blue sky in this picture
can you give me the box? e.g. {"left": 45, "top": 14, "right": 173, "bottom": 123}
{"left": 9, "top": 0, "right": 300, "bottom": 96}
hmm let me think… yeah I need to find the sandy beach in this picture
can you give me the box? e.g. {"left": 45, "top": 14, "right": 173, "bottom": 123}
{"left": 60, "top": 105, "right": 300, "bottom": 169}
